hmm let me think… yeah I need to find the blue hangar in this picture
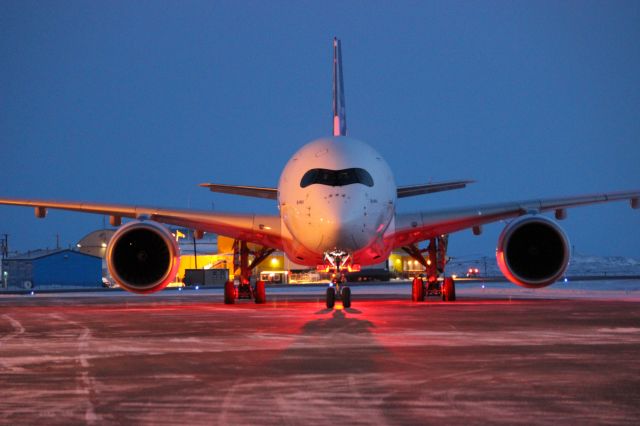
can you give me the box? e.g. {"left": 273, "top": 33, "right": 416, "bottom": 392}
{"left": 2, "top": 249, "right": 102, "bottom": 290}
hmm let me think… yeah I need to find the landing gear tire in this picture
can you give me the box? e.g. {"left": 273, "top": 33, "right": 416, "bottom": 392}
{"left": 442, "top": 277, "right": 456, "bottom": 302}
{"left": 224, "top": 280, "right": 236, "bottom": 305}
{"left": 411, "top": 277, "right": 424, "bottom": 302}
{"left": 326, "top": 287, "right": 336, "bottom": 309}
{"left": 341, "top": 287, "right": 351, "bottom": 308}
{"left": 254, "top": 280, "right": 266, "bottom": 304}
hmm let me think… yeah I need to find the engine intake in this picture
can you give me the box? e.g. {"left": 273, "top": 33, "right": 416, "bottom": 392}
{"left": 106, "top": 220, "right": 180, "bottom": 293}
{"left": 496, "top": 215, "right": 570, "bottom": 288}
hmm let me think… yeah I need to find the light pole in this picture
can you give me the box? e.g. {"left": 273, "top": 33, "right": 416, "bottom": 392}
{"left": 1, "top": 234, "right": 8, "bottom": 289}
{"left": 1, "top": 234, "right": 7, "bottom": 258}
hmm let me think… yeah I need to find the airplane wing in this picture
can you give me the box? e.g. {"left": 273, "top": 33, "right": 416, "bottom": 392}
{"left": 389, "top": 190, "right": 640, "bottom": 248}
{"left": 199, "top": 183, "right": 278, "bottom": 200}
{"left": 0, "top": 198, "right": 283, "bottom": 250}
{"left": 397, "top": 180, "right": 474, "bottom": 198}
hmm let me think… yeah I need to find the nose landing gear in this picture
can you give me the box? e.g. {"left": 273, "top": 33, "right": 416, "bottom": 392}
{"left": 325, "top": 280, "right": 352, "bottom": 309}
{"left": 325, "top": 278, "right": 352, "bottom": 309}
{"left": 323, "top": 250, "right": 353, "bottom": 309}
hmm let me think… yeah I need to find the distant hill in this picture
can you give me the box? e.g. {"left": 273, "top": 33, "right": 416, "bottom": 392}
{"left": 565, "top": 255, "right": 640, "bottom": 276}
{"left": 447, "top": 254, "right": 640, "bottom": 277}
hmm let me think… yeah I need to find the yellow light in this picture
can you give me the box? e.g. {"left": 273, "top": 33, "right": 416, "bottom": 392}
{"left": 270, "top": 258, "right": 279, "bottom": 266}
{"left": 452, "top": 274, "right": 458, "bottom": 279}
{"left": 426, "top": 259, "right": 432, "bottom": 266}
{"left": 395, "top": 258, "right": 401, "bottom": 263}
{"left": 101, "top": 242, "right": 107, "bottom": 248}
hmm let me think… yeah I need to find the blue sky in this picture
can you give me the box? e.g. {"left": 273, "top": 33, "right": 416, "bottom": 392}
{"left": 1, "top": 1, "right": 639, "bottom": 257}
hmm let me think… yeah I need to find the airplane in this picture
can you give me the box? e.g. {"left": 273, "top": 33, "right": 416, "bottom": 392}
{"left": 1, "top": 38, "right": 638, "bottom": 308}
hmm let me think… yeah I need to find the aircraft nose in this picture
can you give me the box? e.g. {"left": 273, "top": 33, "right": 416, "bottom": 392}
{"left": 314, "top": 192, "right": 369, "bottom": 250}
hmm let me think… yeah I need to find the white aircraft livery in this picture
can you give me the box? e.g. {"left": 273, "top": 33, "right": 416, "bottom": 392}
{"left": 1, "top": 38, "right": 638, "bottom": 308}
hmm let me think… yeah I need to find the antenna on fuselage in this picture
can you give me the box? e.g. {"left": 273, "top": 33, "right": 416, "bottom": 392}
{"left": 332, "top": 37, "right": 347, "bottom": 137}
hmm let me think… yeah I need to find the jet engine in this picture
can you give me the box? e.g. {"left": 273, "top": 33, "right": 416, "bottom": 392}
{"left": 106, "top": 220, "right": 180, "bottom": 293}
{"left": 496, "top": 215, "right": 570, "bottom": 288}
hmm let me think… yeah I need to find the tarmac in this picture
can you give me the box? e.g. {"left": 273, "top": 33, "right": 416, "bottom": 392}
{"left": 1, "top": 281, "right": 639, "bottom": 425}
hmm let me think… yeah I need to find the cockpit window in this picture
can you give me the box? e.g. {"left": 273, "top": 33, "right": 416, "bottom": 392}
{"left": 300, "top": 168, "right": 374, "bottom": 188}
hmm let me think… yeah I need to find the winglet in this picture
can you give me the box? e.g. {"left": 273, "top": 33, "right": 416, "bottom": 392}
{"left": 332, "top": 37, "right": 347, "bottom": 137}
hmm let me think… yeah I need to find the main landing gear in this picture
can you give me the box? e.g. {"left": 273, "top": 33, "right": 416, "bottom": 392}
{"left": 411, "top": 275, "right": 456, "bottom": 302}
{"left": 324, "top": 250, "right": 352, "bottom": 309}
{"left": 404, "top": 235, "right": 456, "bottom": 303}
{"left": 224, "top": 278, "right": 267, "bottom": 305}
{"left": 223, "top": 240, "right": 273, "bottom": 305}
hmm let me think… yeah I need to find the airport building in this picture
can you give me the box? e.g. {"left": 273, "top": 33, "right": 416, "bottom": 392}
{"left": 1, "top": 249, "right": 102, "bottom": 290}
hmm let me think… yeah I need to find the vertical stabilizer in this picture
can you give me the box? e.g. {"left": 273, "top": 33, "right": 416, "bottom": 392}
{"left": 332, "top": 37, "right": 347, "bottom": 137}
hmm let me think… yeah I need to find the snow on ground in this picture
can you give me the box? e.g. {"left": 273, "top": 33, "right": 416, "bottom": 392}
{"left": 456, "top": 279, "right": 640, "bottom": 301}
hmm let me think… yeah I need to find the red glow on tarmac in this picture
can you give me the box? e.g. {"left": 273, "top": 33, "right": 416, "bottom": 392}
{"left": 1, "top": 291, "right": 637, "bottom": 425}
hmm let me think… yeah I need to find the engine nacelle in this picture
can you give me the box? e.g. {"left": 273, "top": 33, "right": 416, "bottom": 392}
{"left": 496, "top": 215, "right": 570, "bottom": 288}
{"left": 106, "top": 220, "right": 180, "bottom": 294}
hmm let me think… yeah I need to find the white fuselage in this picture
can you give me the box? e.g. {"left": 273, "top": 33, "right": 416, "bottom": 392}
{"left": 278, "top": 137, "right": 396, "bottom": 266}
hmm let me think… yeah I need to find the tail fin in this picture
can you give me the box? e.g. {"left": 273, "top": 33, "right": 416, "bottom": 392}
{"left": 332, "top": 37, "right": 347, "bottom": 137}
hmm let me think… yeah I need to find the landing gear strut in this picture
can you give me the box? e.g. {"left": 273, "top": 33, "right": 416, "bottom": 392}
{"left": 223, "top": 240, "right": 273, "bottom": 305}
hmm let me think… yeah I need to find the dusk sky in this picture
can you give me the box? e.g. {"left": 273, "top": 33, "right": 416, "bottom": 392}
{"left": 1, "top": 1, "right": 639, "bottom": 258}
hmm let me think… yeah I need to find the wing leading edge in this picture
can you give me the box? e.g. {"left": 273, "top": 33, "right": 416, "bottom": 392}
{"left": 389, "top": 190, "right": 640, "bottom": 248}
{"left": 0, "top": 197, "right": 283, "bottom": 250}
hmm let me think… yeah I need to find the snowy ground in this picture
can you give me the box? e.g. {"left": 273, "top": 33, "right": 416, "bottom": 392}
{"left": 1, "top": 282, "right": 639, "bottom": 425}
